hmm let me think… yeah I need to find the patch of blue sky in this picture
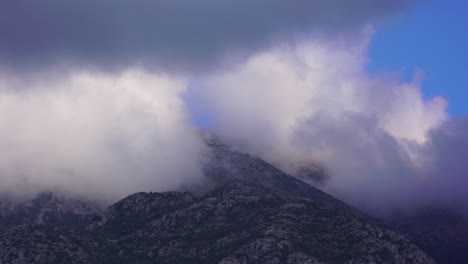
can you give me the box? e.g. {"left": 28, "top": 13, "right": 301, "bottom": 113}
{"left": 369, "top": 0, "right": 467, "bottom": 116}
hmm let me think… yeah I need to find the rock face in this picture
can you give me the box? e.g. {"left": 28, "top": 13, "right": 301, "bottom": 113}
{"left": 0, "top": 142, "right": 435, "bottom": 263}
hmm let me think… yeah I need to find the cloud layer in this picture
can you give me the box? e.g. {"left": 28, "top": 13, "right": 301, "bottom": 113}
{"left": 0, "top": 0, "right": 410, "bottom": 72}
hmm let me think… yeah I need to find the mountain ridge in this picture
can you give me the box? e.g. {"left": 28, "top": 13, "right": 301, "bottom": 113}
{"left": 0, "top": 142, "right": 436, "bottom": 263}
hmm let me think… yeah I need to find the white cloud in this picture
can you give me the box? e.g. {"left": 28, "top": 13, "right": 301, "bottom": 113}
{"left": 0, "top": 70, "right": 205, "bottom": 202}
{"left": 190, "top": 32, "right": 450, "bottom": 213}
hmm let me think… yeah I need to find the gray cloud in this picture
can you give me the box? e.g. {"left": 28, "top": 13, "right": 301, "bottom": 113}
{"left": 420, "top": 118, "right": 468, "bottom": 212}
{"left": 0, "top": 0, "right": 411, "bottom": 72}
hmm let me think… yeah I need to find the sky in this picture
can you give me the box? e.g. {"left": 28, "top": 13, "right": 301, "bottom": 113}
{"left": 369, "top": 0, "right": 468, "bottom": 116}
{"left": 0, "top": 1, "right": 467, "bottom": 215}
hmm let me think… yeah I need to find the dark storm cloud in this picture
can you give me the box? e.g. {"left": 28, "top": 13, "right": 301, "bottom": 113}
{"left": 0, "top": 0, "right": 411, "bottom": 71}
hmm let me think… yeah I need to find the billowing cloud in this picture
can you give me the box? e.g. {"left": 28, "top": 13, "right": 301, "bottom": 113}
{"left": 189, "top": 32, "right": 462, "bottom": 214}
{"left": 0, "top": 70, "right": 205, "bottom": 203}
{"left": 0, "top": 0, "right": 411, "bottom": 72}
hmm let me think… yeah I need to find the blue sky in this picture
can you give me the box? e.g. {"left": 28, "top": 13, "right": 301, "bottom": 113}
{"left": 369, "top": 0, "right": 467, "bottom": 116}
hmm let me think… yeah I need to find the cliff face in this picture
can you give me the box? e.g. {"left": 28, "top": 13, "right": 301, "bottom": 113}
{"left": 0, "top": 143, "right": 435, "bottom": 264}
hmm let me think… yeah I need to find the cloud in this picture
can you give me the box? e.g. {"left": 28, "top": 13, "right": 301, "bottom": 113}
{"left": 0, "top": 0, "right": 411, "bottom": 72}
{"left": 0, "top": 70, "right": 205, "bottom": 203}
{"left": 189, "top": 31, "right": 461, "bottom": 214}
{"left": 419, "top": 118, "right": 468, "bottom": 212}
{"left": 1, "top": 0, "right": 467, "bottom": 216}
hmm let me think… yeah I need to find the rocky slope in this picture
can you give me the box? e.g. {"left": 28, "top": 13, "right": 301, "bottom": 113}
{"left": 389, "top": 208, "right": 468, "bottom": 264}
{"left": 0, "top": 142, "right": 436, "bottom": 263}
{"left": 0, "top": 192, "right": 101, "bottom": 234}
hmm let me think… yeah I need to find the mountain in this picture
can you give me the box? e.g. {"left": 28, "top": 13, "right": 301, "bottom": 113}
{"left": 0, "top": 142, "right": 435, "bottom": 263}
{"left": 389, "top": 208, "right": 468, "bottom": 264}
{"left": 0, "top": 192, "right": 101, "bottom": 234}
